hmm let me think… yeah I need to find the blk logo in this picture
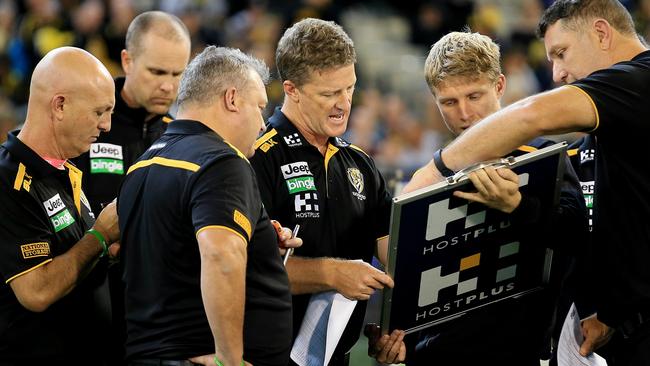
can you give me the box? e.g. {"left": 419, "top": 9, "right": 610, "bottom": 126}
{"left": 418, "top": 242, "right": 520, "bottom": 307}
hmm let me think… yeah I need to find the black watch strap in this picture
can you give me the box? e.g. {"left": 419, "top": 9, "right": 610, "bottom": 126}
{"left": 433, "top": 148, "right": 455, "bottom": 177}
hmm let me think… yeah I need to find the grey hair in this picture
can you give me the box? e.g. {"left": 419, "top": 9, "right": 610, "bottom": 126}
{"left": 177, "top": 46, "right": 270, "bottom": 108}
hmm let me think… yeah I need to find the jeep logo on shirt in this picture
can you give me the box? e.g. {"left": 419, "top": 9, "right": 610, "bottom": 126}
{"left": 90, "top": 143, "right": 123, "bottom": 159}
{"left": 90, "top": 143, "right": 124, "bottom": 174}
{"left": 43, "top": 193, "right": 65, "bottom": 217}
{"left": 281, "top": 162, "right": 312, "bottom": 179}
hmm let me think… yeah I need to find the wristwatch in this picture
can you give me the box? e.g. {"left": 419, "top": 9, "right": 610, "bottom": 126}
{"left": 433, "top": 148, "right": 455, "bottom": 178}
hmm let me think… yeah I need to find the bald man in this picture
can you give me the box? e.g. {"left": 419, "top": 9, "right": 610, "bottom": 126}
{"left": 0, "top": 47, "right": 119, "bottom": 364}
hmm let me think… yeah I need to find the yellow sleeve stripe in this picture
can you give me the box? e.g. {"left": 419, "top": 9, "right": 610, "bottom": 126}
{"left": 233, "top": 210, "right": 252, "bottom": 240}
{"left": 376, "top": 234, "right": 389, "bottom": 242}
{"left": 350, "top": 144, "right": 370, "bottom": 157}
{"left": 517, "top": 145, "right": 538, "bottom": 153}
{"left": 5, "top": 259, "right": 53, "bottom": 284}
{"left": 127, "top": 157, "right": 200, "bottom": 175}
{"left": 567, "top": 148, "right": 579, "bottom": 157}
{"left": 195, "top": 225, "right": 249, "bottom": 246}
{"left": 566, "top": 85, "right": 600, "bottom": 132}
{"left": 13, "top": 163, "right": 26, "bottom": 191}
{"left": 254, "top": 129, "right": 278, "bottom": 150}
{"left": 162, "top": 116, "right": 173, "bottom": 123}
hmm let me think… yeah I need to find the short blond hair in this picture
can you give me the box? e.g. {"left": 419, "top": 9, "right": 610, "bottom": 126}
{"left": 424, "top": 31, "right": 501, "bottom": 93}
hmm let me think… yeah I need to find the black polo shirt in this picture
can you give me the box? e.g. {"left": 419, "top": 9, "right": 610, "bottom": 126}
{"left": 571, "top": 50, "right": 650, "bottom": 326}
{"left": 72, "top": 77, "right": 172, "bottom": 214}
{"left": 118, "top": 120, "right": 292, "bottom": 365}
{"left": 250, "top": 109, "right": 392, "bottom": 355}
{"left": 0, "top": 131, "right": 102, "bottom": 363}
{"left": 568, "top": 135, "right": 596, "bottom": 232}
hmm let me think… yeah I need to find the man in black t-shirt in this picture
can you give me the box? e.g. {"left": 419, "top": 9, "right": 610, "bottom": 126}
{"left": 0, "top": 47, "right": 120, "bottom": 364}
{"left": 404, "top": 1, "right": 650, "bottom": 365}
{"left": 251, "top": 18, "right": 401, "bottom": 366}
{"left": 119, "top": 46, "right": 296, "bottom": 366}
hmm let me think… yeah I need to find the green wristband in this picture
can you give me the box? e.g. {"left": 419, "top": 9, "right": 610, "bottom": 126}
{"left": 87, "top": 229, "right": 108, "bottom": 257}
{"left": 213, "top": 356, "right": 245, "bottom": 366}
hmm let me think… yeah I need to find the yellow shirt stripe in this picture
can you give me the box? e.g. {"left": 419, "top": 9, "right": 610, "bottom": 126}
{"left": 567, "top": 148, "right": 579, "bottom": 157}
{"left": 127, "top": 157, "right": 200, "bottom": 175}
{"left": 5, "top": 259, "right": 53, "bottom": 284}
{"left": 254, "top": 129, "right": 278, "bottom": 150}
{"left": 196, "top": 225, "right": 249, "bottom": 246}
{"left": 566, "top": 85, "right": 600, "bottom": 132}
{"left": 517, "top": 145, "right": 538, "bottom": 153}
{"left": 13, "top": 163, "right": 26, "bottom": 191}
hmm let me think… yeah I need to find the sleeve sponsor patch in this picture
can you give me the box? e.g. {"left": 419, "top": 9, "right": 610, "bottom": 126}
{"left": 20, "top": 242, "right": 51, "bottom": 259}
{"left": 233, "top": 209, "right": 252, "bottom": 240}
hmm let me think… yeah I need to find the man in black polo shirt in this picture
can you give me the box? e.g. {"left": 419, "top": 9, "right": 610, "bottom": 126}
{"left": 73, "top": 10, "right": 191, "bottom": 214}
{"left": 251, "top": 18, "right": 400, "bottom": 365}
{"left": 404, "top": 1, "right": 650, "bottom": 364}
{"left": 0, "top": 47, "right": 120, "bottom": 364}
{"left": 118, "top": 46, "right": 294, "bottom": 366}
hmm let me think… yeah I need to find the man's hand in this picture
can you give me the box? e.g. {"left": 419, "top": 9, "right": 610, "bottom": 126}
{"left": 332, "top": 260, "right": 393, "bottom": 300}
{"left": 188, "top": 354, "right": 252, "bottom": 366}
{"left": 580, "top": 316, "right": 613, "bottom": 356}
{"left": 453, "top": 167, "right": 521, "bottom": 213}
{"left": 93, "top": 199, "right": 120, "bottom": 244}
{"left": 364, "top": 323, "right": 406, "bottom": 364}
{"left": 271, "top": 220, "right": 303, "bottom": 256}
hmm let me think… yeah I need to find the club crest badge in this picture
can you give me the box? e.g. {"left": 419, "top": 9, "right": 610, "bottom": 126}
{"left": 347, "top": 168, "right": 365, "bottom": 200}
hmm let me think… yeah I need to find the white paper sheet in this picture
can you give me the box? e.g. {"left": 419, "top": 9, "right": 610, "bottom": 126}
{"left": 557, "top": 303, "right": 608, "bottom": 366}
{"left": 289, "top": 291, "right": 358, "bottom": 366}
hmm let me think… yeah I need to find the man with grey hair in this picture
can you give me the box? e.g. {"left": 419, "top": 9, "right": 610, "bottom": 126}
{"left": 252, "top": 18, "right": 403, "bottom": 365}
{"left": 118, "top": 46, "right": 297, "bottom": 366}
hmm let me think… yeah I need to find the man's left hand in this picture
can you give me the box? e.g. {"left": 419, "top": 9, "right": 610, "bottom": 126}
{"left": 453, "top": 167, "right": 521, "bottom": 213}
{"left": 580, "top": 315, "right": 613, "bottom": 356}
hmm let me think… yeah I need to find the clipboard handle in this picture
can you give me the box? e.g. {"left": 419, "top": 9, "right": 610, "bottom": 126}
{"left": 446, "top": 156, "right": 516, "bottom": 185}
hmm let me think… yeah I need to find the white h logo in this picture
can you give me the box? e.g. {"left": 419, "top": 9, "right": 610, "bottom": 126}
{"left": 426, "top": 199, "right": 486, "bottom": 241}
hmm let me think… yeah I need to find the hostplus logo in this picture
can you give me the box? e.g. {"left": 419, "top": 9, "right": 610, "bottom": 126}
{"left": 418, "top": 242, "right": 520, "bottom": 306}
{"left": 425, "top": 173, "right": 529, "bottom": 242}
{"left": 295, "top": 192, "right": 320, "bottom": 218}
{"left": 90, "top": 143, "right": 124, "bottom": 174}
{"left": 43, "top": 193, "right": 76, "bottom": 232}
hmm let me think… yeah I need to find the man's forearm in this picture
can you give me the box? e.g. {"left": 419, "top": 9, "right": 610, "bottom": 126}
{"left": 285, "top": 256, "right": 335, "bottom": 294}
{"left": 9, "top": 232, "right": 105, "bottom": 312}
{"left": 200, "top": 243, "right": 246, "bottom": 365}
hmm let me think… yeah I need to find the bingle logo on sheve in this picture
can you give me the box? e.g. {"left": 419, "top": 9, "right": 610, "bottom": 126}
{"left": 281, "top": 162, "right": 312, "bottom": 179}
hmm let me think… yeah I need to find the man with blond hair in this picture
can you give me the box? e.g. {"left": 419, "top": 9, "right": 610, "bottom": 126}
{"left": 405, "top": 1, "right": 650, "bottom": 364}
{"left": 372, "top": 30, "right": 586, "bottom": 365}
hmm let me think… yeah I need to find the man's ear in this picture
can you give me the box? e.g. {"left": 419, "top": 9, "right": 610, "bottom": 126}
{"left": 224, "top": 87, "right": 239, "bottom": 112}
{"left": 495, "top": 74, "right": 507, "bottom": 99}
{"left": 121, "top": 49, "right": 132, "bottom": 74}
{"left": 593, "top": 18, "right": 613, "bottom": 50}
{"left": 51, "top": 95, "right": 65, "bottom": 121}
{"left": 283, "top": 80, "right": 300, "bottom": 103}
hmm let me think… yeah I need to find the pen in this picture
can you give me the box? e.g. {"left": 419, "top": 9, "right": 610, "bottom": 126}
{"left": 283, "top": 224, "right": 300, "bottom": 266}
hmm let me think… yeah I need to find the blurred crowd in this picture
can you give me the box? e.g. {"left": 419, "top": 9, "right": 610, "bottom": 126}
{"left": 1, "top": 0, "right": 649, "bottom": 181}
